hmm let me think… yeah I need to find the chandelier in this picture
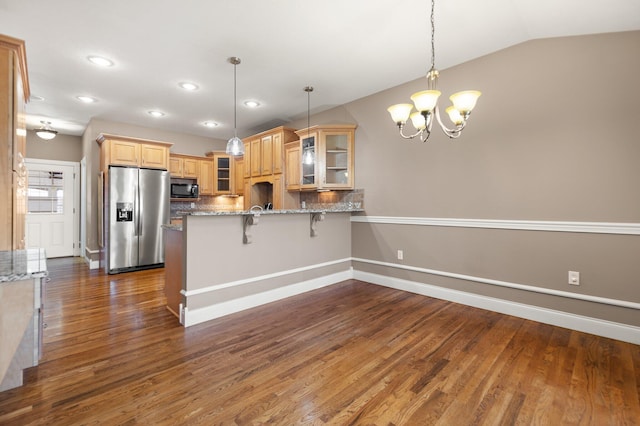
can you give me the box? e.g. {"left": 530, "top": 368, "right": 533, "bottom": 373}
{"left": 387, "top": 0, "right": 481, "bottom": 142}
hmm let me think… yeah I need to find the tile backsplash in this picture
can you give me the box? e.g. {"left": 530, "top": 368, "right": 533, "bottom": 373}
{"left": 299, "top": 189, "right": 364, "bottom": 210}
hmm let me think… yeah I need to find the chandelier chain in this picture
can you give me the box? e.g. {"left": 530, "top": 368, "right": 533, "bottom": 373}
{"left": 430, "top": 0, "right": 436, "bottom": 73}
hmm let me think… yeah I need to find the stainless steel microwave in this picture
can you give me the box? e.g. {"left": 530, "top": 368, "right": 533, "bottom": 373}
{"left": 171, "top": 183, "right": 199, "bottom": 199}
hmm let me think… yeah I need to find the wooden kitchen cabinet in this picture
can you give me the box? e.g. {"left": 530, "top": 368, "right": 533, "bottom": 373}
{"left": 0, "top": 35, "right": 29, "bottom": 250}
{"left": 261, "top": 135, "right": 273, "bottom": 175}
{"left": 243, "top": 141, "right": 251, "bottom": 179}
{"left": 293, "top": 124, "right": 356, "bottom": 191}
{"left": 169, "top": 154, "right": 199, "bottom": 178}
{"left": 285, "top": 141, "right": 301, "bottom": 191}
{"left": 97, "top": 134, "right": 172, "bottom": 172}
{"left": 244, "top": 126, "right": 297, "bottom": 178}
{"left": 198, "top": 159, "right": 214, "bottom": 195}
{"left": 212, "top": 153, "right": 232, "bottom": 195}
{"left": 234, "top": 158, "right": 244, "bottom": 195}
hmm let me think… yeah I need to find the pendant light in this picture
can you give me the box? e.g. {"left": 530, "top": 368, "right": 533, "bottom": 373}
{"left": 302, "top": 86, "right": 314, "bottom": 165}
{"left": 225, "top": 57, "right": 244, "bottom": 156}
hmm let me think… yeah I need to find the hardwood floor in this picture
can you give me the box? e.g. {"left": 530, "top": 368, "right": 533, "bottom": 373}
{"left": 0, "top": 257, "right": 638, "bottom": 425}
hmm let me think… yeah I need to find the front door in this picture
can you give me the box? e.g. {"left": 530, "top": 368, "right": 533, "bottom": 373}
{"left": 25, "top": 159, "right": 78, "bottom": 258}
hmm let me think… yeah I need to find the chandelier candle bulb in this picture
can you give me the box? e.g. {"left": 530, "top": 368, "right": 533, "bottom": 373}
{"left": 449, "top": 90, "right": 482, "bottom": 114}
{"left": 387, "top": 103, "right": 414, "bottom": 124}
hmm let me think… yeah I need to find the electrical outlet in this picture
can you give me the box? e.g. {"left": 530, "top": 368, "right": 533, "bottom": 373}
{"left": 397, "top": 250, "right": 404, "bottom": 260}
{"left": 190, "top": 202, "right": 195, "bottom": 209}
{"left": 568, "top": 271, "right": 580, "bottom": 286}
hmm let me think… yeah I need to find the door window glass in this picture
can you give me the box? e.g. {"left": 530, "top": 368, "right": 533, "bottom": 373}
{"left": 27, "top": 170, "right": 64, "bottom": 213}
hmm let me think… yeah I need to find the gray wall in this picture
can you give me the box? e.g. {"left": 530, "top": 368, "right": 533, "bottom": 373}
{"left": 338, "top": 30, "right": 639, "bottom": 327}
{"left": 26, "top": 131, "right": 82, "bottom": 162}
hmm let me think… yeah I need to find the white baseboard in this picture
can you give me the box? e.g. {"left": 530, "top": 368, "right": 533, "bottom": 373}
{"left": 353, "top": 270, "right": 640, "bottom": 345}
{"left": 183, "top": 269, "right": 352, "bottom": 327}
{"left": 84, "top": 257, "right": 99, "bottom": 270}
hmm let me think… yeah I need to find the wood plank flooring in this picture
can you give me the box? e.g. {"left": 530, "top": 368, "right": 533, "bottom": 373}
{"left": 0, "top": 257, "right": 638, "bottom": 425}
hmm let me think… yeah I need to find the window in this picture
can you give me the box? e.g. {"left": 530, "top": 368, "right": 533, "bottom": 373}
{"left": 27, "top": 170, "right": 64, "bottom": 213}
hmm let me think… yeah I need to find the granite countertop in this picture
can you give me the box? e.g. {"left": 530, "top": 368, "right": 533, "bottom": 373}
{"left": 163, "top": 208, "right": 364, "bottom": 231}
{"left": 0, "top": 249, "right": 48, "bottom": 283}
{"left": 179, "top": 208, "right": 364, "bottom": 216}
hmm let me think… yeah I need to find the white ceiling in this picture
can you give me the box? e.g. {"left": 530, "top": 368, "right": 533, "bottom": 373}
{"left": 1, "top": 0, "right": 639, "bottom": 139}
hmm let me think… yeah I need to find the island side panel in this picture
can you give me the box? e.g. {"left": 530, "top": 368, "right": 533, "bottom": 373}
{"left": 182, "top": 213, "right": 352, "bottom": 325}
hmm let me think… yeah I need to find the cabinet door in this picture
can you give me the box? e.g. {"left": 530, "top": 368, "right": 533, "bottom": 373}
{"left": 110, "top": 140, "right": 140, "bottom": 166}
{"left": 213, "top": 154, "right": 232, "bottom": 195}
{"left": 300, "top": 133, "right": 318, "bottom": 190}
{"left": 320, "top": 130, "right": 354, "bottom": 189}
{"left": 169, "top": 157, "right": 183, "bottom": 177}
{"left": 285, "top": 143, "right": 301, "bottom": 191}
{"left": 273, "top": 174, "right": 283, "bottom": 210}
{"left": 272, "top": 133, "right": 284, "bottom": 174}
{"left": 198, "top": 159, "right": 214, "bottom": 195}
{"left": 261, "top": 135, "right": 273, "bottom": 175}
{"left": 183, "top": 158, "right": 198, "bottom": 178}
{"left": 140, "top": 143, "right": 168, "bottom": 169}
{"left": 234, "top": 158, "right": 244, "bottom": 195}
{"left": 243, "top": 179, "right": 252, "bottom": 210}
{"left": 243, "top": 141, "right": 251, "bottom": 179}
{"left": 250, "top": 139, "right": 261, "bottom": 177}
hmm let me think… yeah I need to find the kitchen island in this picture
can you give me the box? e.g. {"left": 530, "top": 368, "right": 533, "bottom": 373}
{"left": 0, "top": 249, "right": 47, "bottom": 391}
{"left": 163, "top": 208, "right": 361, "bottom": 326}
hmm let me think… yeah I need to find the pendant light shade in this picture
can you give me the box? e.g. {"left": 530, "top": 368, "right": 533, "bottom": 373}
{"left": 225, "top": 57, "right": 245, "bottom": 156}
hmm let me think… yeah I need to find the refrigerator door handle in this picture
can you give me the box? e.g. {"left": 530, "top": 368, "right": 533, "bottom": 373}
{"left": 134, "top": 182, "right": 140, "bottom": 237}
{"left": 138, "top": 186, "right": 143, "bottom": 236}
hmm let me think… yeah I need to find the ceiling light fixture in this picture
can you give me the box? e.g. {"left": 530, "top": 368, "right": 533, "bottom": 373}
{"left": 179, "top": 82, "right": 199, "bottom": 91}
{"left": 225, "top": 57, "right": 244, "bottom": 156}
{"left": 76, "top": 95, "right": 97, "bottom": 103}
{"left": 302, "top": 86, "right": 314, "bottom": 165}
{"left": 87, "top": 55, "right": 114, "bottom": 67}
{"left": 202, "top": 121, "right": 218, "bottom": 128}
{"left": 387, "top": 0, "right": 481, "bottom": 142}
{"left": 244, "top": 100, "right": 260, "bottom": 108}
{"left": 148, "top": 110, "right": 165, "bottom": 117}
{"left": 35, "top": 121, "right": 57, "bottom": 140}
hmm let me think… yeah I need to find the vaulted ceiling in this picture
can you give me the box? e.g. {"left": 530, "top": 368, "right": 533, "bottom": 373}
{"left": 1, "top": 0, "right": 639, "bottom": 138}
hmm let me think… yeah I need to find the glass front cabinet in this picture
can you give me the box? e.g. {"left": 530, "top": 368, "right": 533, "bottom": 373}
{"left": 293, "top": 124, "right": 356, "bottom": 191}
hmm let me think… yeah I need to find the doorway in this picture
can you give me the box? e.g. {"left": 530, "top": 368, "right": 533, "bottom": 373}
{"left": 25, "top": 158, "right": 80, "bottom": 258}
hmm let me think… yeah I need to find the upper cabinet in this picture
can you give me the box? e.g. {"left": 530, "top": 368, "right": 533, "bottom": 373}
{"left": 212, "top": 153, "right": 232, "bottom": 195}
{"left": 97, "top": 134, "right": 173, "bottom": 172}
{"left": 0, "top": 35, "right": 30, "bottom": 250}
{"left": 284, "top": 142, "right": 301, "bottom": 191}
{"left": 292, "top": 124, "right": 357, "bottom": 191}
{"left": 243, "top": 126, "right": 297, "bottom": 178}
{"left": 169, "top": 154, "right": 199, "bottom": 179}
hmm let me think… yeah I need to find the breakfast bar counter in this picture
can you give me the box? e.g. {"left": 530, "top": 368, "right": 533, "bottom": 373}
{"left": 163, "top": 209, "right": 361, "bottom": 326}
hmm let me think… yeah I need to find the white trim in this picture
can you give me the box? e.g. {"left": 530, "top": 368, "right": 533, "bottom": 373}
{"left": 183, "top": 269, "right": 352, "bottom": 327}
{"left": 353, "top": 270, "right": 640, "bottom": 345}
{"left": 85, "top": 248, "right": 99, "bottom": 254}
{"left": 351, "top": 216, "right": 640, "bottom": 235}
{"left": 182, "top": 257, "right": 352, "bottom": 297}
{"left": 352, "top": 257, "right": 640, "bottom": 310}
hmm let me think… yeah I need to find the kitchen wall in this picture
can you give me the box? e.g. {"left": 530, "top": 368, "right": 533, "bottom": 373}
{"left": 308, "top": 30, "right": 640, "bottom": 329}
{"left": 81, "top": 118, "right": 227, "bottom": 264}
{"left": 26, "top": 131, "right": 82, "bottom": 162}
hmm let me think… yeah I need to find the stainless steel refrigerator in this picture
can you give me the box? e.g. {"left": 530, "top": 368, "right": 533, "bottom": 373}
{"left": 106, "top": 166, "right": 170, "bottom": 274}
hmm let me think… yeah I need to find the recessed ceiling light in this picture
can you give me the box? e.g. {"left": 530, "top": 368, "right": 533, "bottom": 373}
{"left": 202, "top": 121, "right": 218, "bottom": 128}
{"left": 76, "top": 95, "right": 98, "bottom": 103}
{"left": 244, "top": 100, "right": 260, "bottom": 108}
{"left": 87, "top": 55, "right": 114, "bottom": 67}
{"left": 178, "top": 82, "right": 199, "bottom": 91}
{"left": 148, "top": 110, "right": 165, "bottom": 117}
{"left": 31, "top": 95, "right": 45, "bottom": 101}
